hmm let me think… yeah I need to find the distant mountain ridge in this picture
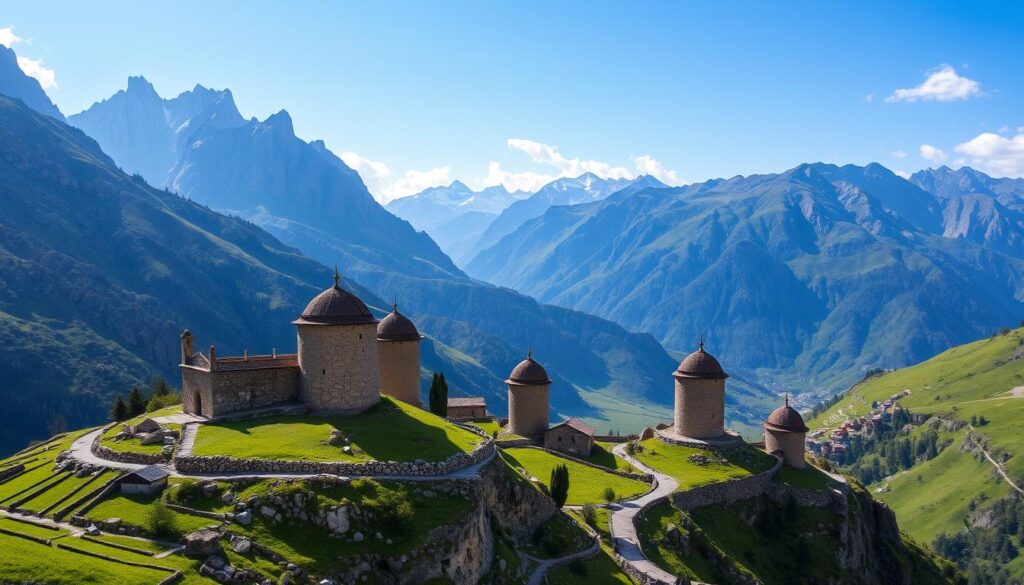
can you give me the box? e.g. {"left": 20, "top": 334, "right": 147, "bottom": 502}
{"left": 468, "top": 162, "right": 1024, "bottom": 397}
{"left": 67, "top": 78, "right": 684, "bottom": 435}
{"left": 0, "top": 44, "right": 65, "bottom": 121}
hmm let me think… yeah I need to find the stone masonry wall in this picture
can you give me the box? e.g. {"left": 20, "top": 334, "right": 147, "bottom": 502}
{"left": 378, "top": 339, "right": 421, "bottom": 407}
{"left": 181, "top": 367, "right": 214, "bottom": 416}
{"left": 209, "top": 367, "right": 300, "bottom": 416}
{"left": 174, "top": 440, "right": 495, "bottom": 476}
{"left": 670, "top": 454, "right": 783, "bottom": 512}
{"left": 674, "top": 377, "right": 725, "bottom": 439}
{"left": 298, "top": 323, "right": 380, "bottom": 414}
{"left": 507, "top": 384, "right": 548, "bottom": 437}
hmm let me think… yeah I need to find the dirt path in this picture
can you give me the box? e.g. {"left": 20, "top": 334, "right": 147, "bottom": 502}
{"left": 968, "top": 427, "right": 1024, "bottom": 497}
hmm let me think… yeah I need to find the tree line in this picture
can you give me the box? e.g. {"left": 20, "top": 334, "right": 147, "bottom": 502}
{"left": 109, "top": 375, "right": 181, "bottom": 422}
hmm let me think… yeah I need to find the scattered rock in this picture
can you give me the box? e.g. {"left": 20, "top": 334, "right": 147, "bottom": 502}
{"left": 206, "top": 555, "right": 226, "bottom": 570}
{"left": 184, "top": 529, "right": 222, "bottom": 558}
{"left": 231, "top": 537, "right": 252, "bottom": 554}
{"left": 235, "top": 510, "right": 253, "bottom": 526}
{"left": 221, "top": 491, "right": 235, "bottom": 504}
{"left": 101, "top": 518, "right": 122, "bottom": 530}
{"left": 84, "top": 524, "right": 100, "bottom": 536}
{"left": 353, "top": 531, "right": 364, "bottom": 543}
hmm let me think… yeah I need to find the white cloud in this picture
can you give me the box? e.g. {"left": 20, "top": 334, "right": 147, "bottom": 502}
{"left": 863, "top": 93, "right": 874, "bottom": 103}
{"left": 482, "top": 162, "right": 558, "bottom": 193}
{"left": 340, "top": 151, "right": 450, "bottom": 203}
{"left": 506, "top": 138, "right": 634, "bottom": 180}
{"left": 632, "top": 154, "right": 685, "bottom": 186}
{"left": 16, "top": 56, "right": 57, "bottom": 89}
{"left": 885, "top": 65, "right": 981, "bottom": 103}
{"left": 893, "top": 169, "right": 911, "bottom": 179}
{"left": 920, "top": 144, "right": 949, "bottom": 164}
{"left": 0, "top": 26, "right": 22, "bottom": 47}
{"left": 890, "top": 150, "right": 907, "bottom": 159}
{"left": 954, "top": 131, "right": 1024, "bottom": 177}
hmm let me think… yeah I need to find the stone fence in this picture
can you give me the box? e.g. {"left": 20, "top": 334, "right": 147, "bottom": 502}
{"left": 90, "top": 423, "right": 167, "bottom": 465}
{"left": 174, "top": 440, "right": 496, "bottom": 477}
{"left": 670, "top": 455, "right": 783, "bottom": 512}
{"left": 0, "top": 464, "right": 25, "bottom": 482}
{"left": 611, "top": 493, "right": 685, "bottom": 585}
{"left": 495, "top": 437, "right": 535, "bottom": 448}
{"left": 518, "top": 445, "right": 654, "bottom": 484}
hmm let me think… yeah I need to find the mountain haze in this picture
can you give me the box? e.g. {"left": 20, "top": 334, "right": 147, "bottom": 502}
{"left": 0, "top": 44, "right": 65, "bottom": 121}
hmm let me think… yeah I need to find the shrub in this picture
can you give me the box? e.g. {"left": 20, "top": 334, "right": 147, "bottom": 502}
{"left": 625, "top": 440, "right": 638, "bottom": 456}
{"left": 147, "top": 392, "right": 182, "bottom": 412}
{"left": 148, "top": 500, "right": 179, "bottom": 538}
{"left": 568, "top": 558, "right": 588, "bottom": 576}
{"left": 580, "top": 503, "right": 597, "bottom": 528}
{"left": 603, "top": 486, "right": 616, "bottom": 503}
{"left": 367, "top": 487, "right": 415, "bottom": 532}
{"left": 172, "top": 479, "right": 203, "bottom": 503}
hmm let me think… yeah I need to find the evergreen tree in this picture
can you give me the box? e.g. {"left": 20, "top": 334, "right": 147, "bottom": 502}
{"left": 151, "top": 375, "right": 172, "bottom": 397}
{"left": 428, "top": 373, "right": 448, "bottom": 417}
{"left": 549, "top": 464, "right": 570, "bottom": 509}
{"left": 127, "top": 386, "right": 147, "bottom": 416}
{"left": 111, "top": 395, "right": 129, "bottom": 422}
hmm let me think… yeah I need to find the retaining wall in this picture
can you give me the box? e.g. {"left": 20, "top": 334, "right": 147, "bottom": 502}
{"left": 174, "top": 440, "right": 495, "bottom": 477}
{"left": 670, "top": 455, "right": 783, "bottom": 512}
{"left": 518, "top": 445, "right": 653, "bottom": 483}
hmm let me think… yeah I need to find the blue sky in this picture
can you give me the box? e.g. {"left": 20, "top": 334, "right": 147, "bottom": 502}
{"left": 3, "top": 1, "right": 1023, "bottom": 201}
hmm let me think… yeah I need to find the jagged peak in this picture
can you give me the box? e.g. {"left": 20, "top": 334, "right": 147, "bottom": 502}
{"left": 262, "top": 109, "right": 294, "bottom": 134}
{"left": 125, "top": 75, "right": 160, "bottom": 97}
{"left": 448, "top": 180, "right": 471, "bottom": 191}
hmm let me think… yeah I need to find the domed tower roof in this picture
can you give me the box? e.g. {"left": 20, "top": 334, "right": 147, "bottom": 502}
{"left": 293, "top": 269, "right": 378, "bottom": 326}
{"left": 673, "top": 341, "right": 729, "bottom": 380}
{"left": 764, "top": 396, "right": 809, "bottom": 433}
{"left": 505, "top": 350, "right": 553, "bottom": 386}
{"left": 377, "top": 303, "right": 422, "bottom": 341}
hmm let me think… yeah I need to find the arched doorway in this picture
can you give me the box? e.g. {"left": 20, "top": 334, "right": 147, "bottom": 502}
{"left": 189, "top": 389, "right": 203, "bottom": 416}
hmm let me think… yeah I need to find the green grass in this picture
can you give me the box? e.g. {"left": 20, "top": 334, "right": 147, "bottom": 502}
{"left": 220, "top": 478, "right": 474, "bottom": 572}
{"left": 19, "top": 470, "right": 113, "bottom": 513}
{"left": 87, "top": 532, "right": 173, "bottom": 554}
{"left": 635, "top": 501, "right": 722, "bottom": 582}
{"left": 85, "top": 491, "right": 214, "bottom": 537}
{"left": 192, "top": 396, "right": 484, "bottom": 462}
{"left": 773, "top": 464, "right": 839, "bottom": 492}
{"left": 0, "top": 465, "right": 61, "bottom": 503}
{"left": 871, "top": 433, "right": 1009, "bottom": 543}
{"left": 0, "top": 532, "right": 173, "bottom": 585}
{"left": 522, "top": 512, "right": 592, "bottom": 560}
{"left": 467, "top": 419, "right": 502, "bottom": 436}
{"left": 582, "top": 442, "right": 636, "bottom": 472}
{"left": 502, "top": 448, "right": 650, "bottom": 505}
{"left": 631, "top": 439, "right": 775, "bottom": 491}
{"left": 0, "top": 516, "right": 68, "bottom": 540}
{"left": 545, "top": 547, "right": 632, "bottom": 585}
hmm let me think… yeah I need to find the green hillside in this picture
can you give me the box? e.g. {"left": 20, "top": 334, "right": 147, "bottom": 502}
{"left": 809, "top": 328, "right": 1024, "bottom": 582}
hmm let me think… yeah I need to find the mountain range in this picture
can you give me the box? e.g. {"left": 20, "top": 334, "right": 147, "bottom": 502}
{"left": 385, "top": 181, "right": 529, "bottom": 264}
{"left": 0, "top": 70, "right": 684, "bottom": 447}
{"left": 468, "top": 162, "right": 1024, "bottom": 399}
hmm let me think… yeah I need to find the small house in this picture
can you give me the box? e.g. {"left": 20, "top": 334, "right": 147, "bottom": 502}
{"left": 120, "top": 465, "right": 169, "bottom": 494}
{"left": 544, "top": 418, "right": 596, "bottom": 457}
{"left": 447, "top": 397, "right": 486, "bottom": 419}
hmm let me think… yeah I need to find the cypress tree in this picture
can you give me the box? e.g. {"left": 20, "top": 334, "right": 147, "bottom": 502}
{"left": 111, "top": 395, "right": 129, "bottom": 422}
{"left": 549, "top": 464, "right": 570, "bottom": 509}
{"left": 127, "top": 386, "right": 147, "bottom": 416}
{"left": 428, "top": 373, "right": 448, "bottom": 417}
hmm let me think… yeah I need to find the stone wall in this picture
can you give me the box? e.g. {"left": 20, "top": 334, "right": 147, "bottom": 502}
{"left": 181, "top": 366, "right": 214, "bottom": 416}
{"left": 297, "top": 323, "right": 380, "bottom": 414}
{"left": 543, "top": 426, "right": 594, "bottom": 457}
{"left": 670, "top": 455, "right": 783, "bottom": 512}
{"left": 674, "top": 377, "right": 725, "bottom": 439}
{"left": 378, "top": 339, "right": 421, "bottom": 407}
{"left": 507, "top": 383, "right": 548, "bottom": 437}
{"left": 174, "top": 440, "right": 495, "bottom": 477}
{"left": 767, "top": 481, "right": 845, "bottom": 510}
{"left": 90, "top": 424, "right": 166, "bottom": 465}
{"left": 0, "top": 464, "right": 25, "bottom": 482}
{"left": 209, "top": 367, "right": 300, "bottom": 416}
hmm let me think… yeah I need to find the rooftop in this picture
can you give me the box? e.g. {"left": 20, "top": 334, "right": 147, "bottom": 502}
{"left": 448, "top": 396, "right": 486, "bottom": 407}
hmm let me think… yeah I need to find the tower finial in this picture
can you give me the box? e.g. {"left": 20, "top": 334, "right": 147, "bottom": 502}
{"left": 333, "top": 264, "right": 340, "bottom": 287}
{"left": 527, "top": 346, "right": 533, "bottom": 360}
{"left": 392, "top": 294, "right": 398, "bottom": 312}
{"left": 698, "top": 335, "right": 704, "bottom": 351}
{"left": 785, "top": 392, "right": 789, "bottom": 407}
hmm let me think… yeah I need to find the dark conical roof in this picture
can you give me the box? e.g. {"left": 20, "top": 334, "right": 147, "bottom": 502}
{"left": 764, "top": 397, "right": 809, "bottom": 433}
{"left": 293, "top": 270, "right": 378, "bottom": 326}
{"left": 673, "top": 341, "right": 728, "bottom": 380}
{"left": 505, "top": 351, "right": 552, "bottom": 386}
{"left": 377, "top": 305, "right": 422, "bottom": 341}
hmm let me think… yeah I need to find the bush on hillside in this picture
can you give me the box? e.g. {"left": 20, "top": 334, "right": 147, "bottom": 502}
{"left": 148, "top": 500, "right": 179, "bottom": 538}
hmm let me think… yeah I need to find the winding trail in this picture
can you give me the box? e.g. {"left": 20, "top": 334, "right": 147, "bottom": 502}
{"left": 968, "top": 425, "right": 1024, "bottom": 496}
{"left": 608, "top": 443, "right": 680, "bottom": 585}
{"left": 525, "top": 536, "right": 601, "bottom": 585}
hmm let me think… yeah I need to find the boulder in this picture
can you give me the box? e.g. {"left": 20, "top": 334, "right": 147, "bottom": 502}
{"left": 221, "top": 491, "right": 235, "bottom": 504}
{"left": 353, "top": 531, "right": 364, "bottom": 543}
{"left": 84, "top": 524, "right": 100, "bottom": 536}
{"left": 101, "top": 518, "right": 122, "bottom": 531}
{"left": 325, "top": 506, "right": 350, "bottom": 534}
{"left": 231, "top": 537, "right": 252, "bottom": 554}
{"left": 206, "top": 555, "right": 226, "bottom": 570}
{"left": 235, "top": 510, "right": 252, "bottom": 526}
{"left": 184, "top": 529, "right": 222, "bottom": 558}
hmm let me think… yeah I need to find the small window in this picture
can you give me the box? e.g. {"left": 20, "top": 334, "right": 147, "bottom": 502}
{"left": 322, "top": 369, "right": 326, "bottom": 375}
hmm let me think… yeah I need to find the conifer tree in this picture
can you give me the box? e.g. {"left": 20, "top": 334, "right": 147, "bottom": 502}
{"left": 428, "top": 372, "right": 448, "bottom": 417}
{"left": 549, "top": 464, "right": 570, "bottom": 509}
{"left": 151, "top": 375, "right": 171, "bottom": 397}
{"left": 111, "top": 395, "right": 129, "bottom": 422}
{"left": 127, "top": 386, "right": 147, "bottom": 416}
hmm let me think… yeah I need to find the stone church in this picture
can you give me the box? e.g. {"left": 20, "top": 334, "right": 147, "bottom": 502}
{"left": 179, "top": 271, "right": 422, "bottom": 417}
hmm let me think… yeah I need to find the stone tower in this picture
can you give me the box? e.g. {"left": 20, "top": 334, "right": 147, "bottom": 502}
{"left": 376, "top": 303, "right": 423, "bottom": 408}
{"left": 506, "top": 351, "right": 551, "bottom": 438}
{"left": 293, "top": 270, "right": 380, "bottom": 414}
{"left": 673, "top": 341, "right": 728, "bottom": 439}
{"left": 764, "top": 396, "right": 809, "bottom": 469}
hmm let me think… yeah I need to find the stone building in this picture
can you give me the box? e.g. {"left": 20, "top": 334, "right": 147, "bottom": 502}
{"left": 673, "top": 341, "right": 728, "bottom": 439}
{"left": 763, "top": 396, "right": 809, "bottom": 469}
{"left": 544, "top": 418, "right": 595, "bottom": 457}
{"left": 447, "top": 397, "right": 487, "bottom": 419}
{"left": 376, "top": 304, "right": 423, "bottom": 407}
{"left": 180, "top": 270, "right": 423, "bottom": 418}
{"left": 505, "top": 352, "right": 551, "bottom": 438}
